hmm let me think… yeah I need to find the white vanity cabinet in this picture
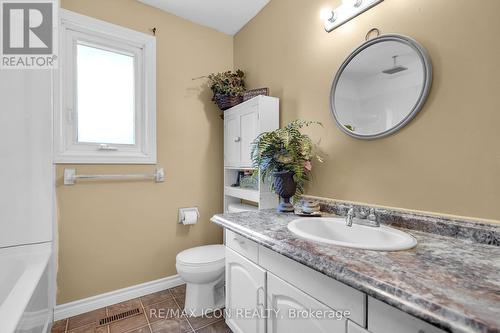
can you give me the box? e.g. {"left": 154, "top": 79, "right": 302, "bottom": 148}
{"left": 225, "top": 247, "right": 266, "bottom": 333}
{"left": 225, "top": 229, "right": 357, "bottom": 333}
{"left": 368, "top": 297, "right": 447, "bottom": 333}
{"left": 224, "top": 229, "right": 449, "bottom": 333}
{"left": 223, "top": 96, "right": 279, "bottom": 168}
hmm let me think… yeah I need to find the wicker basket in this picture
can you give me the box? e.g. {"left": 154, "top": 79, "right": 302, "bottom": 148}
{"left": 213, "top": 93, "right": 243, "bottom": 111}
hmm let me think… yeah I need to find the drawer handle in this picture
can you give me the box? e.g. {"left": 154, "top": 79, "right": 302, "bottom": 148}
{"left": 233, "top": 237, "right": 245, "bottom": 245}
{"left": 256, "top": 286, "right": 265, "bottom": 307}
{"left": 234, "top": 136, "right": 241, "bottom": 142}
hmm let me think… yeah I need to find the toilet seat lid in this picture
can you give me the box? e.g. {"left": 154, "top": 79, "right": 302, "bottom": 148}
{"left": 176, "top": 245, "right": 225, "bottom": 266}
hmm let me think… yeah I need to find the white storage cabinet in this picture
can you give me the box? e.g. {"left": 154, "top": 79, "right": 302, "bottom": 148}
{"left": 224, "top": 95, "right": 278, "bottom": 168}
{"left": 223, "top": 96, "right": 279, "bottom": 212}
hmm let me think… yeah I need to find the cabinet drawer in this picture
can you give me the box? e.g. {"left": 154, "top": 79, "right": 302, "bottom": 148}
{"left": 368, "top": 297, "right": 446, "bottom": 333}
{"left": 259, "top": 246, "right": 366, "bottom": 327}
{"left": 225, "top": 229, "right": 259, "bottom": 263}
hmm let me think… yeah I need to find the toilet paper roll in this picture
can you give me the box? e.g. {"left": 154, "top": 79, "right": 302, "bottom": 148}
{"left": 182, "top": 210, "right": 198, "bottom": 225}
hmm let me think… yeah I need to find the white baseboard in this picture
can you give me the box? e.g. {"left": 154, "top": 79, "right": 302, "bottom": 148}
{"left": 54, "top": 274, "right": 184, "bottom": 321}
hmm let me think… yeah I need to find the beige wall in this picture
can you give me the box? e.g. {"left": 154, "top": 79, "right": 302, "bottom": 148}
{"left": 56, "top": 0, "right": 233, "bottom": 303}
{"left": 234, "top": 0, "right": 500, "bottom": 221}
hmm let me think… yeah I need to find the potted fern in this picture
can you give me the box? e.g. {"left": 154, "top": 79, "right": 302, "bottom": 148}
{"left": 251, "top": 120, "right": 323, "bottom": 212}
{"left": 207, "top": 69, "right": 246, "bottom": 110}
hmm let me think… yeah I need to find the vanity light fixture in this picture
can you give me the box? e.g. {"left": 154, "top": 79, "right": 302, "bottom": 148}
{"left": 322, "top": 0, "right": 383, "bottom": 32}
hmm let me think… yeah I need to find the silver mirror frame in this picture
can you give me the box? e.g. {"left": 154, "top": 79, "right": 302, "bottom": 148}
{"left": 330, "top": 34, "right": 433, "bottom": 140}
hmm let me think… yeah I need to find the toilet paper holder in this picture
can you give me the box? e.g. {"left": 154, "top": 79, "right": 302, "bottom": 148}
{"left": 178, "top": 207, "right": 200, "bottom": 224}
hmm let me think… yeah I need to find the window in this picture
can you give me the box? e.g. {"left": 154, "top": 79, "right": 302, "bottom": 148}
{"left": 55, "top": 10, "right": 156, "bottom": 164}
{"left": 76, "top": 43, "right": 135, "bottom": 145}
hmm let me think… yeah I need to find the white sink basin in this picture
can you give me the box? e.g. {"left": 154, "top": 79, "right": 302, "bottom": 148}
{"left": 287, "top": 217, "right": 417, "bottom": 251}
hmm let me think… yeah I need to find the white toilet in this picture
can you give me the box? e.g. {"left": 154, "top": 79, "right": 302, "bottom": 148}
{"left": 176, "top": 244, "right": 225, "bottom": 316}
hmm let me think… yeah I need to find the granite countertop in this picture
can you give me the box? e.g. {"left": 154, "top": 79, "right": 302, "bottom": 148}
{"left": 211, "top": 209, "right": 500, "bottom": 333}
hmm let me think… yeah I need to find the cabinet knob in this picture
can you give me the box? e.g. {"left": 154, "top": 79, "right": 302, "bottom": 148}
{"left": 234, "top": 136, "right": 241, "bottom": 142}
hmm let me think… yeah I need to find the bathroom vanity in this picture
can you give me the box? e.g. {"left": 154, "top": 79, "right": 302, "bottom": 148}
{"left": 211, "top": 197, "right": 500, "bottom": 333}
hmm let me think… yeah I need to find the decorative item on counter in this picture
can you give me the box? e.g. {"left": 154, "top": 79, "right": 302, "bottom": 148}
{"left": 251, "top": 120, "right": 323, "bottom": 212}
{"left": 294, "top": 200, "right": 322, "bottom": 217}
{"left": 207, "top": 69, "right": 246, "bottom": 111}
{"left": 294, "top": 210, "right": 322, "bottom": 217}
{"left": 302, "top": 200, "right": 321, "bottom": 213}
{"left": 243, "top": 88, "right": 269, "bottom": 101}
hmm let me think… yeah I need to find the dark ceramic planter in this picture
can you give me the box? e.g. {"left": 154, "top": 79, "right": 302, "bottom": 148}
{"left": 273, "top": 171, "right": 297, "bottom": 212}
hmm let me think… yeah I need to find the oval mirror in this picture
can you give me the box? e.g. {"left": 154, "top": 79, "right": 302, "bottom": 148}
{"left": 330, "top": 34, "right": 432, "bottom": 139}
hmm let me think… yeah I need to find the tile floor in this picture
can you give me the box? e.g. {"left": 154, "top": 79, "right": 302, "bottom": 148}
{"left": 51, "top": 285, "right": 232, "bottom": 333}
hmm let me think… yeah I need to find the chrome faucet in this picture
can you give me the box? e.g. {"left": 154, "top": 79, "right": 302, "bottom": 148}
{"left": 345, "top": 206, "right": 355, "bottom": 227}
{"left": 367, "top": 208, "right": 380, "bottom": 227}
{"left": 345, "top": 206, "right": 380, "bottom": 227}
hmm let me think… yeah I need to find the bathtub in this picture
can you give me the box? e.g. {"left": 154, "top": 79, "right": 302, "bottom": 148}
{"left": 0, "top": 242, "right": 52, "bottom": 333}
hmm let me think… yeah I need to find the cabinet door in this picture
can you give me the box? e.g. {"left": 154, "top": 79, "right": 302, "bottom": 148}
{"left": 368, "top": 297, "right": 446, "bottom": 333}
{"left": 224, "top": 113, "right": 240, "bottom": 167}
{"left": 267, "top": 272, "right": 346, "bottom": 333}
{"left": 225, "top": 247, "right": 266, "bottom": 333}
{"left": 259, "top": 245, "right": 366, "bottom": 326}
{"left": 239, "top": 106, "right": 259, "bottom": 167}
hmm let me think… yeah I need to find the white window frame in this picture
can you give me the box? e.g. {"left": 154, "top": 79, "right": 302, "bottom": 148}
{"left": 54, "top": 9, "right": 156, "bottom": 164}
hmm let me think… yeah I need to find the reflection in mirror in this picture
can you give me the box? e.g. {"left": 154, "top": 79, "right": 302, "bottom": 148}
{"left": 331, "top": 35, "right": 432, "bottom": 139}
